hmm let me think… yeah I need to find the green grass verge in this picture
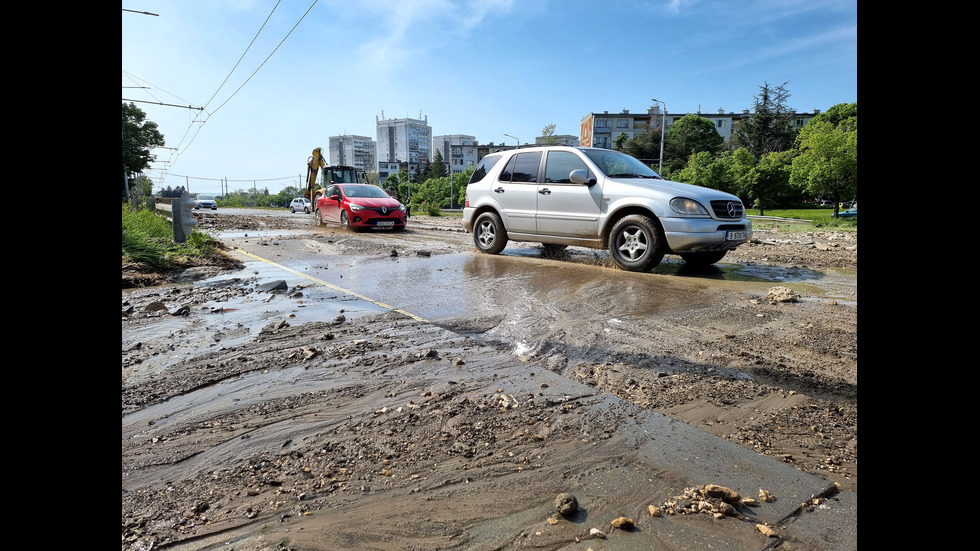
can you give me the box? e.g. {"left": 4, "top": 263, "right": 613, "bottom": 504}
{"left": 121, "top": 204, "right": 230, "bottom": 271}
{"left": 748, "top": 208, "right": 857, "bottom": 232}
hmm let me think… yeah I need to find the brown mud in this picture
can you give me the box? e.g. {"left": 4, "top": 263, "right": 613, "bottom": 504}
{"left": 122, "top": 212, "right": 856, "bottom": 550}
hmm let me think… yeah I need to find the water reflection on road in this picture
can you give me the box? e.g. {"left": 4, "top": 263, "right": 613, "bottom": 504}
{"left": 288, "top": 248, "right": 832, "bottom": 320}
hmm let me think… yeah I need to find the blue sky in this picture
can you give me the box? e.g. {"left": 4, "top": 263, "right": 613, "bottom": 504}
{"left": 122, "top": 0, "right": 857, "bottom": 196}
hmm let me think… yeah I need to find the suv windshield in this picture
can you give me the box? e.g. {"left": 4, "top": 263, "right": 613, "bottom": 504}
{"left": 582, "top": 149, "right": 662, "bottom": 179}
{"left": 198, "top": 195, "right": 214, "bottom": 200}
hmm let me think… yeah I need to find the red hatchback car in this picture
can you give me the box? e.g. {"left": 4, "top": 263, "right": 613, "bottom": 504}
{"left": 314, "top": 184, "right": 407, "bottom": 231}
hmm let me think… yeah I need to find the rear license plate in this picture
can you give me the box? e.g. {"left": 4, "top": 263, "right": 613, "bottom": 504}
{"left": 725, "top": 231, "right": 747, "bottom": 241}
{"left": 377, "top": 220, "right": 394, "bottom": 227}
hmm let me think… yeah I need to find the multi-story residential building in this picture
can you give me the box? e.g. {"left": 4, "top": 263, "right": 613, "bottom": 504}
{"left": 580, "top": 105, "right": 821, "bottom": 148}
{"left": 376, "top": 114, "right": 431, "bottom": 179}
{"left": 432, "top": 134, "right": 479, "bottom": 174}
{"left": 476, "top": 142, "right": 515, "bottom": 163}
{"left": 580, "top": 106, "right": 662, "bottom": 149}
{"left": 328, "top": 134, "right": 376, "bottom": 173}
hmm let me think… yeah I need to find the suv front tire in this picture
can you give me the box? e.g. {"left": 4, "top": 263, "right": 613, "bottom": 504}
{"left": 608, "top": 214, "right": 666, "bottom": 272}
{"left": 473, "top": 211, "right": 508, "bottom": 254}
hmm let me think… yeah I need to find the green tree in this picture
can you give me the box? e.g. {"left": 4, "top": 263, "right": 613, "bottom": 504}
{"left": 790, "top": 103, "right": 857, "bottom": 215}
{"left": 805, "top": 102, "right": 857, "bottom": 129}
{"left": 620, "top": 129, "right": 662, "bottom": 168}
{"left": 744, "top": 150, "right": 798, "bottom": 215}
{"left": 413, "top": 160, "right": 428, "bottom": 184}
{"left": 428, "top": 149, "right": 448, "bottom": 179}
{"left": 613, "top": 132, "right": 630, "bottom": 152}
{"left": 413, "top": 176, "right": 451, "bottom": 211}
{"left": 452, "top": 167, "right": 474, "bottom": 208}
{"left": 122, "top": 102, "right": 165, "bottom": 200}
{"left": 730, "top": 81, "right": 797, "bottom": 158}
{"left": 663, "top": 114, "right": 724, "bottom": 174}
{"left": 541, "top": 124, "right": 558, "bottom": 145}
{"left": 728, "top": 147, "right": 757, "bottom": 202}
{"left": 159, "top": 185, "right": 188, "bottom": 198}
{"left": 275, "top": 186, "right": 302, "bottom": 207}
{"left": 384, "top": 172, "right": 412, "bottom": 204}
{"left": 672, "top": 151, "right": 735, "bottom": 194}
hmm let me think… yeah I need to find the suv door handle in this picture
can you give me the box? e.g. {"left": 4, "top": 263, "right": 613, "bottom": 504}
{"left": 493, "top": 187, "right": 505, "bottom": 193}
{"left": 538, "top": 188, "right": 551, "bottom": 195}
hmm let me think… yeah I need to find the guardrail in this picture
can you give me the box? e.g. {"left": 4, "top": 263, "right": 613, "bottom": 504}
{"left": 148, "top": 196, "right": 197, "bottom": 243}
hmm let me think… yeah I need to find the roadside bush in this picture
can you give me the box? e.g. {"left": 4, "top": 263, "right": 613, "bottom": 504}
{"left": 122, "top": 204, "right": 228, "bottom": 269}
{"left": 420, "top": 201, "right": 442, "bottom": 216}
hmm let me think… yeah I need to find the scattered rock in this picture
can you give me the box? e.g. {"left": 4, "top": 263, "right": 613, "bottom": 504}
{"left": 610, "top": 516, "right": 634, "bottom": 530}
{"left": 257, "top": 280, "right": 289, "bottom": 293}
{"left": 555, "top": 493, "right": 578, "bottom": 517}
{"left": 703, "top": 484, "right": 740, "bottom": 504}
{"left": 765, "top": 286, "right": 799, "bottom": 303}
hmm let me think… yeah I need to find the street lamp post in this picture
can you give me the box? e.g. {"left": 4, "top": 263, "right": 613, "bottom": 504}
{"left": 503, "top": 134, "right": 520, "bottom": 147}
{"left": 651, "top": 98, "right": 666, "bottom": 174}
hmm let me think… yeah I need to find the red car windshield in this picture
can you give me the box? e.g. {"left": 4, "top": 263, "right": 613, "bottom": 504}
{"left": 341, "top": 185, "right": 390, "bottom": 199}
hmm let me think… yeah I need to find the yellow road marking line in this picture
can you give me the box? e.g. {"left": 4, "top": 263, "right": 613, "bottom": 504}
{"left": 232, "top": 249, "right": 427, "bottom": 322}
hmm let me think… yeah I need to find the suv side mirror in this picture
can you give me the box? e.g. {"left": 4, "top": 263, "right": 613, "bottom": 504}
{"left": 569, "top": 169, "right": 596, "bottom": 185}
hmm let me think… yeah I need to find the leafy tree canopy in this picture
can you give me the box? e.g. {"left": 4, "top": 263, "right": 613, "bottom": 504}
{"left": 428, "top": 149, "right": 448, "bottom": 179}
{"left": 618, "top": 129, "right": 662, "bottom": 168}
{"left": 790, "top": 103, "right": 857, "bottom": 210}
{"left": 730, "top": 81, "right": 796, "bottom": 158}
{"left": 122, "top": 102, "right": 165, "bottom": 176}
{"left": 541, "top": 124, "right": 558, "bottom": 145}
{"left": 663, "top": 114, "right": 724, "bottom": 174}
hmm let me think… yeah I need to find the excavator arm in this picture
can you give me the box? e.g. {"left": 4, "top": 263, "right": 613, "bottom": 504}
{"left": 306, "top": 147, "right": 327, "bottom": 201}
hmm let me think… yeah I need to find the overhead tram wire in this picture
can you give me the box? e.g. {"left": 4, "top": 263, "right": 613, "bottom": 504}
{"left": 178, "top": 0, "right": 317, "bottom": 156}
{"left": 127, "top": 1, "right": 318, "bottom": 187}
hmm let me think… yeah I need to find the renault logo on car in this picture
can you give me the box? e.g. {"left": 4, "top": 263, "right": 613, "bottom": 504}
{"left": 382, "top": 207, "right": 388, "bottom": 214}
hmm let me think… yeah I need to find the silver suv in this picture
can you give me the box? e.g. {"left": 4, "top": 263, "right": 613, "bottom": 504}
{"left": 462, "top": 146, "right": 751, "bottom": 271}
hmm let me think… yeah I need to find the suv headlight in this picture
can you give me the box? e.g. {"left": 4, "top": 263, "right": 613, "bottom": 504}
{"left": 669, "top": 197, "right": 709, "bottom": 216}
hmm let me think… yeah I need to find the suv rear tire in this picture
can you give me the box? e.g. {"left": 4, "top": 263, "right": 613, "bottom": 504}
{"left": 609, "top": 214, "right": 666, "bottom": 272}
{"left": 473, "top": 212, "right": 508, "bottom": 254}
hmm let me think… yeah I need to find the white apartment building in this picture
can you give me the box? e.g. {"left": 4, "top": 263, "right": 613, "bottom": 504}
{"left": 376, "top": 115, "right": 432, "bottom": 178}
{"left": 328, "top": 134, "right": 376, "bottom": 173}
{"left": 432, "top": 134, "right": 479, "bottom": 174}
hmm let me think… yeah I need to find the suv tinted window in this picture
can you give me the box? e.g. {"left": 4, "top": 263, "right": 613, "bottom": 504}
{"left": 469, "top": 155, "right": 501, "bottom": 184}
{"left": 501, "top": 152, "right": 541, "bottom": 183}
{"left": 544, "top": 151, "right": 590, "bottom": 183}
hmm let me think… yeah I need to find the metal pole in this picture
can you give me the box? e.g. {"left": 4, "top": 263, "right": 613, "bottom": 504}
{"left": 652, "top": 99, "right": 666, "bottom": 174}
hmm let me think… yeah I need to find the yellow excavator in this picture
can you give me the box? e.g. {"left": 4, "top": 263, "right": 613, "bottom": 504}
{"left": 305, "top": 147, "right": 367, "bottom": 205}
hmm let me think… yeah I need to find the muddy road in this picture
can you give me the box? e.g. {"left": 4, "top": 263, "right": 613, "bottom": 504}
{"left": 122, "top": 211, "right": 857, "bottom": 550}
